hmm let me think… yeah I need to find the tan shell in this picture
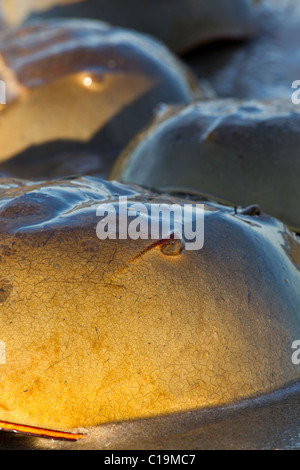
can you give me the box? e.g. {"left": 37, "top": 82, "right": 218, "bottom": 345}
{"left": 110, "top": 99, "right": 300, "bottom": 231}
{"left": 0, "top": 177, "right": 299, "bottom": 433}
{"left": 0, "top": 19, "right": 202, "bottom": 179}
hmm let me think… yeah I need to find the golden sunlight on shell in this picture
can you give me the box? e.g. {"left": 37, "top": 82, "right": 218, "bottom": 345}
{"left": 0, "top": 177, "right": 299, "bottom": 431}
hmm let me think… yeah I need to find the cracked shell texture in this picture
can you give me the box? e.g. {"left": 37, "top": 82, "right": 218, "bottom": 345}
{"left": 0, "top": 19, "right": 201, "bottom": 179}
{"left": 110, "top": 99, "right": 300, "bottom": 231}
{"left": 0, "top": 177, "right": 299, "bottom": 431}
{"left": 0, "top": 0, "right": 261, "bottom": 53}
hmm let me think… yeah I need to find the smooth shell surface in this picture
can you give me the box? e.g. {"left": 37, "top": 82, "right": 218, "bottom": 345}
{"left": 185, "top": 0, "right": 300, "bottom": 99}
{"left": 0, "top": 19, "right": 201, "bottom": 179}
{"left": 0, "top": 177, "right": 299, "bottom": 431}
{"left": 110, "top": 99, "right": 300, "bottom": 231}
{"left": 0, "top": 0, "right": 262, "bottom": 53}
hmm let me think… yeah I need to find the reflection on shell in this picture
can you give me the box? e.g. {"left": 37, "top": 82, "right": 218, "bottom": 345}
{"left": 0, "top": 19, "right": 202, "bottom": 179}
{"left": 185, "top": 0, "right": 300, "bottom": 99}
{"left": 0, "top": 177, "right": 299, "bottom": 433}
{"left": 0, "top": 0, "right": 262, "bottom": 53}
{"left": 110, "top": 99, "right": 300, "bottom": 231}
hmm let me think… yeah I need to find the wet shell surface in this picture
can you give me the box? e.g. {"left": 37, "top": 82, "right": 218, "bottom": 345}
{"left": 0, "top": 0, "right": 262, "bottom": 53}
{"left": 0, "top": 19, "right": 202, "bottom": 179}
{"left": 0, "top": 177, "right": 299, "bottom": 433}
{"left": 185, "top": 0, "right": 300, "bottom": 99}
{"left": 110, "top": 99, "right": 300, "bottom": 231}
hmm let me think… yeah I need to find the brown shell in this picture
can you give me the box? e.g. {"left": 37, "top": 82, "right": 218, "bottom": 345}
{"left": 0, "top": 19, "right": 202, "bottom": 179}
{"left": 0, "top": 0, "right": 262, "bottom": 53}
{"left": 0, "top": 177, "right": 299, "bottom": 435}
{"left": 110, "top": 99, "right": 300, "bottom": 231}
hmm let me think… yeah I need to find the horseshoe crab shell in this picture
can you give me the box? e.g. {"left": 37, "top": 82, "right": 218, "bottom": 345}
{"left": 110, "top": 99, "right": 300, "bottom": 231}
{"left": 0, "top": 0, "right": 262, "bottom": 53}
{"left": 0, "top": 19, "right": 202, "bottom": 179}
{"left": 0, "top": 177, "right": 299, "bottom": 434}
{"left": 185, "top": 0, "right": 300, "bottom": 99}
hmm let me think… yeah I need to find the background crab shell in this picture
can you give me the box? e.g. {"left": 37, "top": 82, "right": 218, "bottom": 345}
{"left": 0, "top": 177, "right": 299, "bottom": 431}
{"left": 0, "top": 19, "right": 202, "bottom": 179}
{"left": 185, "top": 0, "right": 300, "bottom": 100}
{"left": 110, "top": 99, "right": 300, "bottom": 232}
{"left": 0, "top": 0, "right": 262, "bottom": 53}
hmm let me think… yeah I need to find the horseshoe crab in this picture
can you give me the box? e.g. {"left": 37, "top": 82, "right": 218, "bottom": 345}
{"left": 0, "top": 0, "right": 262, "bottom": 53}
{"left": 110, "top": 99, "right": 300, "bottom": 231}
{"left": 0, "top": 177, "right": 299, "bottom": 445}
{"left": 0, "top": 19, "right": 202, "bottom": 179}
{"left": 185, "top": 0, "right": 300, "bottom": 99}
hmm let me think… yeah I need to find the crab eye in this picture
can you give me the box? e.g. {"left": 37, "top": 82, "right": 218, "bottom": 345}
{"left": 161, "top": 238, "right": 185, "bottom": 256}
{"left": 240, "top": 205, "right": 261, "bottom": 216}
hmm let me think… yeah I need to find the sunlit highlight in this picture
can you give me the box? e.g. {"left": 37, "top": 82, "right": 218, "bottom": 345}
{"left": 83, "top": 76, "right": 93, "bottom": 87}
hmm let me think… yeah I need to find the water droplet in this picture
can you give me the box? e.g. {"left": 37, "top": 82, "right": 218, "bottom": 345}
{"left": 161, "top": 238, "right": 185, "bottom": 256}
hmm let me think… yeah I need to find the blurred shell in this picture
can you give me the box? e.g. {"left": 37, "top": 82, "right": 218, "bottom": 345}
{"left": 0, "top": 0, "right": 262, "bottom": 53}
{"left": 185, "top": 0, "right": 300, "bottom": 99}
{"left": 110, "top": 99, "right": 300, "bottom": 231}
{"left": 0, "top": 177, "right": 299, "bottom": 432}
{"left": 0, "top": 19, "right": 202, "bottom": 179}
